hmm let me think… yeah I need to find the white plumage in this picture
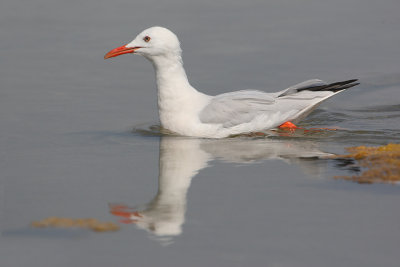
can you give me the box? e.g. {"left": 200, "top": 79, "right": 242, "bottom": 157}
{"left": 105, "top": 26, "right": 358, "bottom": 138}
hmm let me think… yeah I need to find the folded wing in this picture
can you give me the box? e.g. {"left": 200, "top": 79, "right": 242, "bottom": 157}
{"left": 199, "top": 79, "right": 359, "bottom": 128}
{"left": 199, "top": 90, "right": 276, "bottom": 128}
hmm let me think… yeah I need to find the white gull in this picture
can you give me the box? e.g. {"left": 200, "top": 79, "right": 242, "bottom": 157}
{"left": 104, "top": 26, "right": 359, "bottom": 138}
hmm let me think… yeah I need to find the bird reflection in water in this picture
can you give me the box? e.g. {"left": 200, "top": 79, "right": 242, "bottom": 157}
{"left": 110, "top": 135, "right": 332, "bottom": 243}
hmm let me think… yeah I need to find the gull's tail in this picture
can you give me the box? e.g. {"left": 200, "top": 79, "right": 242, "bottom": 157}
{"left": 276, "top": 79, "right": 360, "bottom": 124}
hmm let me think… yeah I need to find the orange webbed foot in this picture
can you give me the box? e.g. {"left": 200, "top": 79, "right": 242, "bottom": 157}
{"left": 278, "top": 121, "right": 299, "bottom": 129}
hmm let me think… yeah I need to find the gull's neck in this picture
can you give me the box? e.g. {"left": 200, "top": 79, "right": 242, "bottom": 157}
{"left": 147, "top": 52, "right": 210, "bottom": 132}
{"left": 149, "top": 52, "right": 199, "bottom": 98}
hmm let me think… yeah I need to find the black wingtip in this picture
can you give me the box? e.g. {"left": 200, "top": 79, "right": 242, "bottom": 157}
{"left": 300, "top": 79, "right": 360, "bottom": 93}
{"left": 336, "top": 82, "right": 360, "bottom": 91}
{"left": 328, "top": 79, "right": 360, "bottom": 92}
{"left": 343, "top": 79, "right": 358, "bottom": 84}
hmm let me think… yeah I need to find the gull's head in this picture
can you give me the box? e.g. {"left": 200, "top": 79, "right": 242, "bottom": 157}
{"left": 104, "top": 26, "right": 182, "bottom": 60}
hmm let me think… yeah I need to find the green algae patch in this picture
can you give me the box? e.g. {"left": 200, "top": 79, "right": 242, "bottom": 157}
{"left": 31, "top": 217, "right": 120, "bottom": 232}
{"left": 333, "top": 143, "right": 400, "bottom": 184}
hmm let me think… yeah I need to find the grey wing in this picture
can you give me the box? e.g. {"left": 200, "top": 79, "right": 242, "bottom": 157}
{"left": 199, "top": 79, "right": 359, "bottom": 128}
{"left": 199, "top": 90, "right": 276, "bottom": 128}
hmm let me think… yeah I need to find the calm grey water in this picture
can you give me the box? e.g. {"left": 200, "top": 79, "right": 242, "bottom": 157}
{"left": 1, "top": 0, "right": 400, "bottom": 266}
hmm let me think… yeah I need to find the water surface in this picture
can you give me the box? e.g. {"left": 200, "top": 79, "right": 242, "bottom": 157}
{"left": 1, "top": 0, "right": 400, "bottom": 266}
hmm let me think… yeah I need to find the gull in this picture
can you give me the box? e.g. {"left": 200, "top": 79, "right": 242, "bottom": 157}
{"left": 104, "top": 26, "right": 359, "bottom": 138}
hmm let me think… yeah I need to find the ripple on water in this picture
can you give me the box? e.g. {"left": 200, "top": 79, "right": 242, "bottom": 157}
{"left": 132, "top": 123, "right": 176, "bottom": 137}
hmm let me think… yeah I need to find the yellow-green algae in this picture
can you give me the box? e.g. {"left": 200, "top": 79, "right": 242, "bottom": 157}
{"left": 333, "top": 143, "right": 400, "bottom": 184}
{"left": 31, "top": 217, "right": 120, "bottom": 232}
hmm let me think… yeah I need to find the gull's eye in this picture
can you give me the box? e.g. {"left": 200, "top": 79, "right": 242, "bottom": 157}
{"left": 143, "top": 36, "right": 151, "bottom": 42}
